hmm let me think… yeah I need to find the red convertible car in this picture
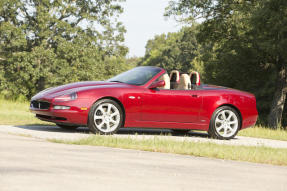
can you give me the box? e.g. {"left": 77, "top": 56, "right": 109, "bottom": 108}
{"left": 30, "top": 66, "right": 258, "bottom": 139}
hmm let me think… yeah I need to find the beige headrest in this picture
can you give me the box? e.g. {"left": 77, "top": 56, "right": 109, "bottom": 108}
{"left": 170, "top": 70, "right": 180, "bottom": 82}
{"left": 177, "top": 74, "right": 191, "bottom": 90}
{"left": 190, "top": 71, "right": 200, "bottom": 84}
{"left": 159, "top": 74, "right": 170, "bottom": 89}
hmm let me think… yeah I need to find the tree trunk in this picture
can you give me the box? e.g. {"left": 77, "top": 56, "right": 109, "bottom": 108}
{"left": 36, "top": 77, "right": 45, "bottom": 92}
{"left": 268, "top": 64, "right": 287, "bottom": 128}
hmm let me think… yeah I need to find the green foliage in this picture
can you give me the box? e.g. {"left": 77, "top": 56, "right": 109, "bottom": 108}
{"left": 0, "top": 0, "right": 128, "bottom": 100}
{"left": 125, "top": 57, "right": 140, "bottom": 68}
{"left": 139, "top": 26, "right": 202, "bottom": 74}
{"left": 166, "top": 0, "right": 287, "bottom": 126}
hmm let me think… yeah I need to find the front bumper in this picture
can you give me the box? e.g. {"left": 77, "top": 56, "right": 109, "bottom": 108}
{"left": 30, "top": 99, "right": 91, "bottom": 125}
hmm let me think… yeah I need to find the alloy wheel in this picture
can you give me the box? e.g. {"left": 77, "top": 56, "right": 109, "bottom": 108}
{"left": 93, "top": 103, "right": 121, "bottom": 133}
{"left": 214, "top": 110, "right": 238, "bottom": 138}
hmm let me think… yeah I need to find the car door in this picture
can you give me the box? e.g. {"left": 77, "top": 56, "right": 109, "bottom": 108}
{"left": 140, "top": 88, "right": 202, "bottom": 123}
{"left": 122, "top": 89, "right": 143, "bottom": 123}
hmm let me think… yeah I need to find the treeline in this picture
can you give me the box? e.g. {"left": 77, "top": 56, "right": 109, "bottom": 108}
{"left": 0, "top": 0, "right": 133, "bottom": 100}
{"left": 139, "top": 0, "right": 287, "bottom": 128}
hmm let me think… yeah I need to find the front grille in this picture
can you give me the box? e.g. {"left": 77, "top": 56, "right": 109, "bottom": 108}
{"left": 30, "top": 100, "right": 50, "bottom": 110}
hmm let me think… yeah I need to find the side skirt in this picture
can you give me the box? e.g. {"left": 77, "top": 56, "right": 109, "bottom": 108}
{"left": 124, "top": 120, "right": 209, "bottom": 131}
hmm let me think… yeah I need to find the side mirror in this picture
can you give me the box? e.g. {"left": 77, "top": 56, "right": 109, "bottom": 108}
{"left": 149, "top": 80, "right": 165, "bottom": 89}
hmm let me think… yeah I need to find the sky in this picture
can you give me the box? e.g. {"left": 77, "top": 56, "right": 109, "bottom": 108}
{"left": 120, "top": 0, "right": 182, "bottom": 57}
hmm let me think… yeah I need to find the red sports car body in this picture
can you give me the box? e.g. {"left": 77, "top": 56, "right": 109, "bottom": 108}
{"left": 30, "top": 66, "right": 258, "bottom": 139}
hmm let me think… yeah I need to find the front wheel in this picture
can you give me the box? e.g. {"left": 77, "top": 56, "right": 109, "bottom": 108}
{"left": 88, "top": 99, "right": 124, "bottom": 135}
{"left": 208, "top": 106, "right": 241, "bottom": 140}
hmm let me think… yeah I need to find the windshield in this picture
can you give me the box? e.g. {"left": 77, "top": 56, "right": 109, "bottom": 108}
{"left": 108, "top": 66, "right": 162, "bottom": 85}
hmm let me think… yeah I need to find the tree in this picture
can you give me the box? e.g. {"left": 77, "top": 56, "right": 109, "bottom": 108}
{"left": 0, "top": 0, "right": 127, "bottom": 99}
{"left": 250, "top": 0, "right": 287, "bottom": 128}
{"left": 139, "top": 26, "right": 202, "bottom": 73}
{"left": 166, "top": 0, "right": 287, "bottom": 128}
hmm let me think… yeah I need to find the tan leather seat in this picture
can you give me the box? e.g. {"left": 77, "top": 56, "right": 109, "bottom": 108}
{"left": 159, "top": 73, "right": 170, "bottom": 89}
{"left": 177, "top": 74, "right": 191, "bottom": 90}
{"left": 169, "top": 70, "right": 180, "bottom": 89}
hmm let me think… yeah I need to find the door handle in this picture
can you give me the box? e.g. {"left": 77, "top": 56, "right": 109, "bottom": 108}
{"left": 191, "top": 94, "right": 198, "bottom": 98}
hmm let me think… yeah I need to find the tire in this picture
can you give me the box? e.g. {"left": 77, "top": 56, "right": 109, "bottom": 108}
{"left": 88, "top": 99, "right": 124, "bottom": 135}
{"left": 57, "top": 124, "right": 79, "bottom": 130}
{"left": 208, "top": 106, "right": 241, "bottom": 140}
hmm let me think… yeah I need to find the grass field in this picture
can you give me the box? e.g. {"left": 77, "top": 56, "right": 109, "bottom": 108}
{"left": 0, "top": 99, "right": 51, "bottom": 126}
{"left": 0, "top": 99, "right": 287, "bottom": 141}
{"left": 239, "top": 126, "right": 287, "bottom": 141}
{"left": 50, "top": 135, "right": 287, "bottom": 166}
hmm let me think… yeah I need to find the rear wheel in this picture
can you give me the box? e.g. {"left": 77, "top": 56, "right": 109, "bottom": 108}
{"left": 208, "top": 106, "right": 241, "bottom": 140}
{"left": 57, "top": 124, "right": 79, "bottom": 130}
{"left": 88, "top": 99, "right": 124, "bottom": 135}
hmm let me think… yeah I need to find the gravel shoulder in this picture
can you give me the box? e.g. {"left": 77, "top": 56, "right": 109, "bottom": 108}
{"left": 0, "top": 125, "right": 287, "bottom": 149}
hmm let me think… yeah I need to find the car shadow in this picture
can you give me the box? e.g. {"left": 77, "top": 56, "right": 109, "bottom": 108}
{"left": 117, "top": 128, "right": 209, "bottom": 138}
{"left": 15, "top": 125, "right": 210, "bottom": 138}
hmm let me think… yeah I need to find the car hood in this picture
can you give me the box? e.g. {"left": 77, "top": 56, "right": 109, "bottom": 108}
{"left": 31, "top": 81, "right": 123, "bottom": 100}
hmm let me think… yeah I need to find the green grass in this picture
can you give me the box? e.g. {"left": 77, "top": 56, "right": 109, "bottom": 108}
{"left": 0, "top": 99, "right": 286, "bottom": 141}
{"left": 50, "top": 135, "right": 287, "bottom": 166}
{"left": 0, "top": 99, "right": 51, "bottom": 125}
{"left": 238, "top": 126, "right": 287, "bottom": 141}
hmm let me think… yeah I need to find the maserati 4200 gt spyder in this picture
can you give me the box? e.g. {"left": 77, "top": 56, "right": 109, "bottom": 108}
{"left": 30, "top": 66, "right": 258, "bottom": 140}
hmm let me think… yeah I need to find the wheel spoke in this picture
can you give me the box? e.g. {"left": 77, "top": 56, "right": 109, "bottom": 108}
{"left": 110, "top": 119, "right": 117, "bottom": 124}
{"left": 227, "top": 126, "right": 233, "bottom": 131}
{"left": 228, "top": 121, "right": 237, "bottom": 125}
{"left": 94, "top": 115, "right": 103, "bottom": 120}
{"left": 111, "top": 111, "right": 119, "bottom": 117}
{"left": 106, "top": 122, "right": 111, "bottom": 130}
{"left": 107, "top": 104, "right": 112, "bottom": 114}
{"left": 98, "top": 106, "right": 106, "bottom": 115}
{"left": 222, "top": 111, "right": 227, "bottom": 120}
{"left": 216, "top": 118, "right": 224, "bottom": 123}
{"left": 223, "top": 127, "right": 228, "bottom": 136}
{"left": 216, "top": 125, "right": 224, "bottom": 132}
{"left": 98, "top": 121, "right": 105, "bottom": 129}
{"left": 227, "top": 113, "right": 233, "bottom": 120}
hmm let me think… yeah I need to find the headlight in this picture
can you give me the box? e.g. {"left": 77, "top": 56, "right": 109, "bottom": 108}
{"left": 54, "top": 92, "right": 77, "bottom": 102}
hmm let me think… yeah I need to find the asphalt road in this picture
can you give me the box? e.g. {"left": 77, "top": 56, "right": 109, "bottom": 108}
{"left": 1, "top": 132, "right": 287, "bottom": 191}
